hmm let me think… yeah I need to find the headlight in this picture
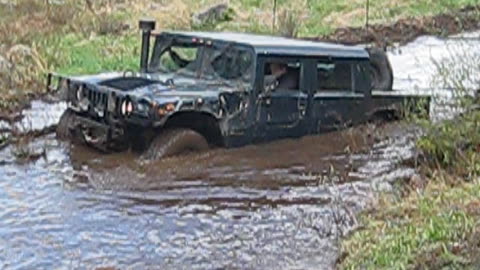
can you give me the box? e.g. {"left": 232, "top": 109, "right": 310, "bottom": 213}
{"left": 121, "top": 99, "right": 134, "bottom": 116}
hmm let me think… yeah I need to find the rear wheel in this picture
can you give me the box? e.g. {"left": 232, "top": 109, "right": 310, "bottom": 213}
{"left": 367, "top": 47, "right": 393, "bottom": 91}
{"left": 143, "top": 128, "right": 209, "bottom": 160}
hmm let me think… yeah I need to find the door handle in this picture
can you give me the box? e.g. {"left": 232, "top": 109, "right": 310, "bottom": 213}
{"left": 298, "top": 98, "right": 307, "bottom": 117}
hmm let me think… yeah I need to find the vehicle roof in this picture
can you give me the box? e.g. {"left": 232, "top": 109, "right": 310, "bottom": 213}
{"left": 160, "top": 31, "right": 369, "bottom": 59}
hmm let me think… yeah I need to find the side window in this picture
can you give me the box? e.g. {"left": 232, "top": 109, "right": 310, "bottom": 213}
{"left": 263, "top": 60, "right": 301, "bottom": 91}
{"left": 353, "top": 62, "right": 371, "bottom": 93}
{"left": 316, "top": 61, "right": 353, "bottom": 92}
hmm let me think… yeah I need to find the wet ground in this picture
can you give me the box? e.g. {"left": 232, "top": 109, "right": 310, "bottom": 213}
{"left": 0, "top": 32, "right": 479, "bottom": 269}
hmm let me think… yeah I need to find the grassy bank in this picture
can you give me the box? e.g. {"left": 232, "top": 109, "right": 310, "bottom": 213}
{"left": 341, "top": 112, "right": 480, "bottom": 269}
{"left": 0, "top": 0, "right": 480, "bottom": 111}
{"left": 339, "top": 25, "right": 480, "bottom": 269}
{"left": 340, "top": 179, "right": 480, "bottom": 269}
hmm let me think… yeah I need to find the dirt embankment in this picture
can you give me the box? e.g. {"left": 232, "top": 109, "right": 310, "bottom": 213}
{"left": 314, "top": 5, "right": 480, "bottom": 46}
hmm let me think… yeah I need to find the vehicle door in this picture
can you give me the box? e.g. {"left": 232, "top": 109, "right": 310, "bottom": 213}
{"left": 310, "top": 59, "right": 370, "bottom": 132}
{"left": 255, "top": 57, "right": 309, "bottom": 139}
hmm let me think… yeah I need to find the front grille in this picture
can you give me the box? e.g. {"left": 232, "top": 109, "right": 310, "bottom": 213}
{"left": 86, "top": 87, "right": 108, "bottom": 107}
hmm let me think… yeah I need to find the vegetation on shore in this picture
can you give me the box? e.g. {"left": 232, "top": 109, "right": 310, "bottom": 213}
{"left": 339, "top": 28, "right": 480, "bottom": 269}
{"left": 341, "top": 179, "right": 480, "bottom": 269}
{"left": 1, "top": 0, "right": 480, "bottom": 111}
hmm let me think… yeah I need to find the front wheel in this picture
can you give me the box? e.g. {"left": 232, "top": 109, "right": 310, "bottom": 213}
{"left": 142, "top": 128, "right": 209, "bottom": 160}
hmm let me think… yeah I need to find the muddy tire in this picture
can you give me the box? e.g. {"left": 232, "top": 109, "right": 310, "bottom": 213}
{"left": 143, "top": 128, "right": 209, "bottom": 160}
{"left": 367, "top": 47, "right": 393, "bottom": 91}
{"left": 56, "top": 109, "right": 75, "bottom": 140}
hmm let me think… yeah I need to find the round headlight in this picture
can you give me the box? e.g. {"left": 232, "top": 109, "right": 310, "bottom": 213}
{"left": 121, "top": 100, "right": 134, "bottom": 116}
{"left": 127, "top": 101, "right": 133, "bottom": 114}
{"left": 121, "top": 100, "right": 127, "bottom": 115}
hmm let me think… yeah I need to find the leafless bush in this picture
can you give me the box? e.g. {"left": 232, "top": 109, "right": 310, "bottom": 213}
{"left": 430, "top": 37, "right": 480, "bottom": 106}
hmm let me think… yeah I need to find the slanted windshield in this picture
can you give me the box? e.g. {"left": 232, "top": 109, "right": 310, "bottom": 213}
{"left": 149, "top": 36, "right": 254, "bottom": 87}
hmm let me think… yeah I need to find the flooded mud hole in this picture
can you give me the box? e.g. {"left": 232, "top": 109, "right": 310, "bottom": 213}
{"left": 0, "top": 122, "right": 417, "bottom": 270}
{"left": 0, "top": 32, "right": 479, "bottom": 269}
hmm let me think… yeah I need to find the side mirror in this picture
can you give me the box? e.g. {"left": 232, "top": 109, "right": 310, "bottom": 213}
{"left": 139, "top": 18, "right": 156, "bottom": 72}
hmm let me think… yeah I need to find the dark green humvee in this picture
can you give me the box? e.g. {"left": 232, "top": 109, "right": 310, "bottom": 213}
{"left": 47, "top": 19, "right": 429, "bottom": 159}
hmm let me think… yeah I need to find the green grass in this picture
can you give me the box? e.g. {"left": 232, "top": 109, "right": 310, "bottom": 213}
{"left": 38, "top": 33, "right": 139, "bottom": 75}
{"left": 340, "top": 180, "right": 480, "bottom": 269}
{"left": 229, "top": 0, "right": 480, "bottom": 36}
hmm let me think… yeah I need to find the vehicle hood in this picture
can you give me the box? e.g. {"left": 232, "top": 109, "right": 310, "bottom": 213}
{"left": 72, "top": 72, "right": 243, "bottom": 102}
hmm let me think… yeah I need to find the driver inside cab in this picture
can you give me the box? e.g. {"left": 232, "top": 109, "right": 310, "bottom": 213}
{"left": 264, "top": 62, "right": 299, "bottom": 91}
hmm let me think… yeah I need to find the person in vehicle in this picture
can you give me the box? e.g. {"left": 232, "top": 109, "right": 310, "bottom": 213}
{"left": 265, "top": 63, "right": 299, "bottom": 91}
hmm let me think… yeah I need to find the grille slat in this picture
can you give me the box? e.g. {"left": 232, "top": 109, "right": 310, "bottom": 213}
{"left": 85, "top": 88, "right": 108, "bottom": 107}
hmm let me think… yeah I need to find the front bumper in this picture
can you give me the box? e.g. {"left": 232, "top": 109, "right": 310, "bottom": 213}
{"left": 47, "top": 73, "right": 161, "bottom": 127}
{"left": 69, "top": 114, "right": 127, "bottom": 151}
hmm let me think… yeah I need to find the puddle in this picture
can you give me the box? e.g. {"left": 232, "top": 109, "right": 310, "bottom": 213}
{"left": 0, "top": 31, "right": 479, "bottom": 269}
{"left": 0, "top": 124, "right": 407, "bottom": 270}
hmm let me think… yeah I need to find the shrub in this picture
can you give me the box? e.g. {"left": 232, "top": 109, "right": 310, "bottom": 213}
{"left": 416, "top": 37, "right": 480, "bottom": 179}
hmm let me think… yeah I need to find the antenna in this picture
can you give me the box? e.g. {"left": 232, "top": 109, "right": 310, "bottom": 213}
{"left": 273, "top": 0, "right": 277, "bottom": 32}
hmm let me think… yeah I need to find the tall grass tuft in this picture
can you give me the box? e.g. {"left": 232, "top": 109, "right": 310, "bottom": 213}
{"left": 417, "top": 38, "right": 480, "bottom": 179}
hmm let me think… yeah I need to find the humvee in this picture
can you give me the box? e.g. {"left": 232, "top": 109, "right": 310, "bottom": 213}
{"left": 47, "top": 19, "right": 429, "bottom": 159}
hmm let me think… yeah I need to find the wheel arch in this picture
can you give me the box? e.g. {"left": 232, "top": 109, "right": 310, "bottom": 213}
{"left": 162, "top": 111, "right": 225, "bottom": 146}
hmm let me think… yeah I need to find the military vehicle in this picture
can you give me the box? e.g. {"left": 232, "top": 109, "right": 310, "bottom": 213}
{"left": 47, "top": 19, "right": 429, "bottom": 159}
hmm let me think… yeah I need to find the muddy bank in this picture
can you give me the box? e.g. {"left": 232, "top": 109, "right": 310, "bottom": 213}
{"left": 314, "top": 5, "right": 480, "bottom": 46}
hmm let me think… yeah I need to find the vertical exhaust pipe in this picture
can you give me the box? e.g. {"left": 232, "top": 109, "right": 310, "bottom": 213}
{"left": 139, "top": 18, "right": 156, "bottom": 72}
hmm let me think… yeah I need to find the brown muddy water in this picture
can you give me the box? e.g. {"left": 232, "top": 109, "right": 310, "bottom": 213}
{"left": 0, "top": 32, "right": 479, "bottom": 269}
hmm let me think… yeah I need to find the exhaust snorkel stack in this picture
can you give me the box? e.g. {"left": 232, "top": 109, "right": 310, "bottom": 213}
{"left": 139, "top": 18, "right": 156, "bottom": 73}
